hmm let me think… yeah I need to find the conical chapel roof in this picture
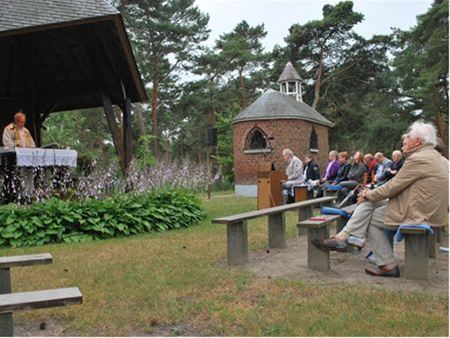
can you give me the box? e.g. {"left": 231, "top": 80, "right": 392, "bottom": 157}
{"left": 232, "top": 89, "right": 334, "bottom": 127}
{"left": 277, "top": 62, "right": 302, "bottom": 82}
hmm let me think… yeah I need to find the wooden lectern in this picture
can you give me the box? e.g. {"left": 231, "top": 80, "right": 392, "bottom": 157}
{"left": 257, "top": 162, "right": 287, "bottom": 209}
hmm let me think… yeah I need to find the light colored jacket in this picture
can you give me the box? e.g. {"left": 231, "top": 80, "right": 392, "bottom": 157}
{"left": 286, "top": 155, "right": 303, "bottom": 181}
{"left": 2, "top": 123, "right": 36, "bottom": 148}
{"left": 366, "top": 144, "right": 449, "bottom": 226}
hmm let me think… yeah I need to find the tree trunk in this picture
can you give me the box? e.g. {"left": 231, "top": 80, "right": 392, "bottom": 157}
{"left": 151, "top": 79, "right": 159, "bottom": 157}
{"left": 134, "top": 103, "right": 146, "bottom": 137}
{"left": 312, "top": 47, "right": 324, "bottom": 111}
{"left": 433, "top": 86, "right": 447, "bottom": 146}
{"left": 239, "top": 70, "right": 248, "bottom": 109}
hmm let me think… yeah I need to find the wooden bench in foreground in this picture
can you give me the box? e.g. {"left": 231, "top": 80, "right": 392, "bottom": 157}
{"left": 0, "top": 253, "right": 83, "bottom": 336}
{"left": 212, "top": 196, "right": 337, "bottom": 266}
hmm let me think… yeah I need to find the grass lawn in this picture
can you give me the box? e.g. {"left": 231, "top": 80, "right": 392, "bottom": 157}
{"left": 2, "top": 193, "right": 448, "bottom": 336}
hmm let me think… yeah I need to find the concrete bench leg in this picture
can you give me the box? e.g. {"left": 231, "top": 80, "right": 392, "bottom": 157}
{"left": 404, "top": 234, "right": 429, "bottom": 280}
{"left": 268, "top": 213, "right": 286, "bottom": 249}
{"left": 307, "top": 226, "right": 330, "bottom": 271}
{"left": 436, "top": 227, "right": 442, "bottom": 243}
{"left": 227, "top": 221, "right": 248, "bottom": 266}
{"left": 0, "top": 267, "right": 13, "bottom": 337}
{"left": 428, "top": 231, "right": 437, "bottom": 258}
{"left": 336, "top": 218, "right": 346, "bottom": 234}
{"left": 298, "top": 206, "right": 312, "bottom": 236}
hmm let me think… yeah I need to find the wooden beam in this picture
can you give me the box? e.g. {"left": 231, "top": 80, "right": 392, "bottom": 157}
{"left": 112, "top": 15, "right": 147, "bottom": 102}
{"left": 0, "top": 253, "right": 52, "bottom": 269}
{"left": 102, "top": 94, "right": 126, "bottom": 172}
{"left": 121, "top": 97, "right": 132, "bottom": 171}
{"left": 0, "top": 287, "right": 82, "bottom": 314}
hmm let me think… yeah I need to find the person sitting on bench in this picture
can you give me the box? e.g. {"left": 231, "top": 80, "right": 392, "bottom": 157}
{"left": 312, "top": 121, "right": 448, "bottom": 277}
{"left": 302, "top": 154, "right": 321, "bottom": 199}
{"left": 376, "top": 150, "right": 403, "bottom": 184}
{"left": 281, "top": 148, "right": 303, "bottom": 204}
{"left": 337, "top": 151, "right": 368, "bottom": 204}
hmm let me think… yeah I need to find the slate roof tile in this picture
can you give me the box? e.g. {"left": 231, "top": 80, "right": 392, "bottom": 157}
{"left": 0, "top": 0, "right": 119, "bottom": 33}
{"left": 233, "top": 89, "right": 334, "bottom": 127}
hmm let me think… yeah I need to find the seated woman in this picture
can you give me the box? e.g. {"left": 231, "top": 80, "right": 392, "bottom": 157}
{"left": 332, "top": 151, "right": 351, "bottom": 185}
{"left": 316, "top": 151, "right": 350, "bottom": 197}
{"left": 363, "top": 153, "right": 379, "bottom": 186}
{"left": 320, "top": 150, "right": 340, "bottom": 184}
{"left": 337, "top": 151, "right": 368, "bottom": 203}
{"left": 303, "top": 154, "right": 321, "bottom": 199}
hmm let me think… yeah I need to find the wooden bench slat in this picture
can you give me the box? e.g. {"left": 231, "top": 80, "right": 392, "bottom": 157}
{"left": 0, "top": 253, "right": 53, "bottom": 269}
{"left": 298, "top": 214, "right": 341, "bottom": 228}
{"left": 212, "top": 196, "right": 336, "bottom": 224}
{"left": 0, "top": 287, "right": 82, "bottom": 314}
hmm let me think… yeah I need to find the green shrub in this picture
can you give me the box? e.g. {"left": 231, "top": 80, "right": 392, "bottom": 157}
{"left": 0, "top": 189, "right": 205, "bottom": 248}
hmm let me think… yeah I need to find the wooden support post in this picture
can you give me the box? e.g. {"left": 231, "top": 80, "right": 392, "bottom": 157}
{"left": 268, "top": 212, "right": 286, "bottom": 249}
{"left": 102, "top": 94, "right": 126, "bottom": 173}
{"left": 0, "top": 267, "right": 13, "bottom": 337}
{"left": 307, "top": 226, "right": 330, "bottom": 271}
{"left": 227, "top": 221, "right": 248, "bottom": 266}
{"left": 404, "top": 232, "right": 429, "bottom": 280}
{"left": 298, "top": 206, "right": 312, "bottom": 236}
{"left": 122, "top": 97, "right": 132, "bottom": 172}
{"left": 428, "top": 230, "right": 437, "bottom": 259}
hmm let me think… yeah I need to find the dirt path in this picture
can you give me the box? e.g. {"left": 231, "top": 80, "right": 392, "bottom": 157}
{"left": 247, "top": 231, "right": 449, "bottom": 295}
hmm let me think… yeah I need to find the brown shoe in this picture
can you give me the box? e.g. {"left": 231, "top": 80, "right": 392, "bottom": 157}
{"left": 311, "top": 238, "right": 348, "bottom": 252}
{"left": 365, "top": 265, "right": 400, "bottom": 278}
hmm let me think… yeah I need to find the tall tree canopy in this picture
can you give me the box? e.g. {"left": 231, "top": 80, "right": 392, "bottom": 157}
{"left": 123, "top": 0, "right": 210, "bottom": 156}
{"left": 285, "top": 1, "right": 364, "bottom": 110}
{"left": 215, "top": 20, "right": 269, "bottom": 109}
{"left": 393, "top": 0, "right": 448, "bottom": 143}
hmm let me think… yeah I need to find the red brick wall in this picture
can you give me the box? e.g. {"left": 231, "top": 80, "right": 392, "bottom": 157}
{"left": 233, "top": 119, "right": 330, "bottom": 184}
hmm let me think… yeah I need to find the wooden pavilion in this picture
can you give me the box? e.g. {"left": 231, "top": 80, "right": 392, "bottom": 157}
{"left": 0, "top": 0, "right": 147, "bottom": 170}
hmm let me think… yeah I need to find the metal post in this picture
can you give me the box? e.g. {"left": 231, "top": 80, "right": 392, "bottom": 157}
{"left": 207, "top": 146, "right": 211, "bottom": 200}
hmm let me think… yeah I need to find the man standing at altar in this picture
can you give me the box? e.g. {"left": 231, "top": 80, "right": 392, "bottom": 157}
{"left": 2, "top": 111, "right": 36, "bottom": 148}
{"left": 1, "top": 111, "right": 36, "bottom": 203}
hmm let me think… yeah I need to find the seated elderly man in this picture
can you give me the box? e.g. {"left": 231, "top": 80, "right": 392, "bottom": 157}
{"left": 373, "top": 152, "right": 392, "bottom": 184}
{"left": 281, "top": 148, "right": 303, "bottom": 204}
{"left": 377, "top": 150, "right": 404, "bottom": 184}
{"left": 312, "top": 121, "right": 448, "bottom": 277}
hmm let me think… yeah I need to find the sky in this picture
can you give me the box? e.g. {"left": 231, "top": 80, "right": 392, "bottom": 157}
{"left": 195, "top": 0, "right": 433, "bottom": 51}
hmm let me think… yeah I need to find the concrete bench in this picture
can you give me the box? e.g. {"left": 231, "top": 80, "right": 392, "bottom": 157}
{"left": 297, "top": 204, "right": 356, "bottom": 271}
{"left": 382, "top": 224, "right": 444, "bottom": 281}
{"left": 0, "top": 253, "right": 82, "bottom": 336}
{"left": 0, "top": 287, "right": 82, "bottom": 314}
{"left": 212, "top": 196, "right": 337, "bottom": 266}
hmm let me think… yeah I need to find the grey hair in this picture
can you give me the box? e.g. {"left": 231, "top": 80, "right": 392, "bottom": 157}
{"left": 282, "top": 148, "right": 293, "bottom": 157}
{"left": 329, "top": 150, "right": 338, "bottom": 159}
{"left": 392, "top": 150, "right": 403, "bottom": 159}
{"left": 374, "top": 152, "right": 384, "bottom": 159}
{"left": 403, "top": 120, "right": 438, "bottom": 147}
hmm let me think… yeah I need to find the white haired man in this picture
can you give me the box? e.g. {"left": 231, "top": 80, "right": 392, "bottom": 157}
{"left": 2, "top": 111, "right": 36, "bottom": 148}
{"left": 312, "top": 121, "right": 449, "bottom": 277}
{"left": 281, "top": 148, "right": 303, "bottom": 204}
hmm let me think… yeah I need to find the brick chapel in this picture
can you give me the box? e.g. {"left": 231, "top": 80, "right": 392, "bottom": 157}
{"left": 232, "top": 62, "right": 334, "bottom": 196}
